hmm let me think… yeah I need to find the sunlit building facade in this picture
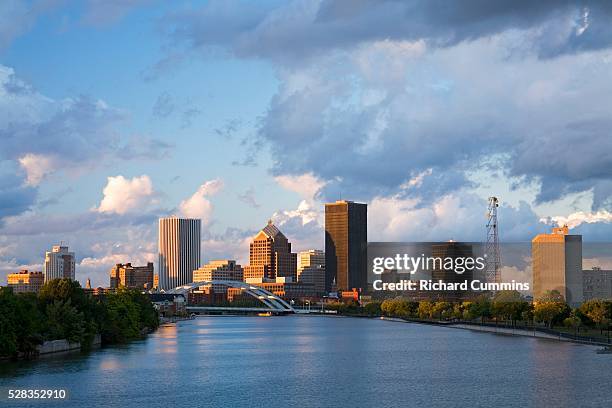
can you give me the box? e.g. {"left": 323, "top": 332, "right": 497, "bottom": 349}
{"left": 297, "top": 249, "right": 326, "bottom": 296}
{"left": 43, "top": 245, "right": 76, "bottom": 281}
{"left": 243, "top": 221, "right": 297, "bottom": 281}
{"left": 7, "top": 270, "right": 44, "bottom": 294}
{"left": 158, "top": 217, "right": 201, "bottom": 290}
{"left": 532, "top": 226, "right": 583, "bottom": 306}
{"left": 110, "top": 262, "right": 154, "bottom": 290}
{"left": 325, "top": 200, "right": 367, "bottom": 292}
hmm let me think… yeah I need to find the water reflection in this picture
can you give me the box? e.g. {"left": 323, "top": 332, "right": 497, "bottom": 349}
{"left": 2, "top": 316, "right": 611, "bottom": 408}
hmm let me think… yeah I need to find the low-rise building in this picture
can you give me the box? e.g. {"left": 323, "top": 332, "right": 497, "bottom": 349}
{"left": 193, "top": 260, "right": 244, "bottom": 296}
{"left": 7, "top": 270, "right": 44, "bottom": 294}
{"left": 297, "top": 250, "right": 325, "bottom": 296}
{"left": 110, "top": 262, "right": 154, "bottom": 290}
{"left": 583, "top": 267, "right": 612, "bottom": 300}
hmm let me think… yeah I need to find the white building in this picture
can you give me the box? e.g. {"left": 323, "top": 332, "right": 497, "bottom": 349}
{"left": 158, "top": 217, "right": 201, "bottom": 290}
{"left": 297, "top": 249, "right": 325, "bottom": 295}
{"left": 43, "top": 245, "right": 76, "bottom": 282}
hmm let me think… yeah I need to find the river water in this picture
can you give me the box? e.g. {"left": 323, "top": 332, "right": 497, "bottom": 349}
{"left": 1, "top": 316, "right": 611, "bottom": 407}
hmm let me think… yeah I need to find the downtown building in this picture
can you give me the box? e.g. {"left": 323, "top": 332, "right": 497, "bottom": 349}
{"left": 583, "top": 267, "right": 612, "bottom": 301}
{"left": 532, "top": 226, "right": 583, "bottom": 306}
{"left": 430, "top": 242, "right": 475, "bottom": 302}
{"left": 325, "top": 200, "right": 367, "bottom": 292}
{"left": 43, "top": 245, "right": 76, "bottom": 282}
{"left": 7, "top": 270, "right": 44, "bottom": 294}
{"left": 243, "top": 221, "right": 297, "bottom": 281}
{"left": 110, "top": 262, "right": 154, "bottom": 290}
{"left": 158, "top": 217, "right": 201, "bottom": 290}
{"left": 297, "top": 250, "right": 326, "bottom": 296}
{"left": 192, "top": 260, "right": 244, "bottom": 303}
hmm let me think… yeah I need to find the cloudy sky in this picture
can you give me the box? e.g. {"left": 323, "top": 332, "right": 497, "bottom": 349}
{"left": 1, "top": 0, "right": 612, "bottom": 287}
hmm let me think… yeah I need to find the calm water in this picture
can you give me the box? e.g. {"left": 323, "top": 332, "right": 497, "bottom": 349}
{"left": 1, "top": 316, "right": 611, "bottom": 408}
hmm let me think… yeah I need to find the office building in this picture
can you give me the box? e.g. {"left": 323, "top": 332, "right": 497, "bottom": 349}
{"left": 158, "top": 217, "right": 201, "bottom": 290}
{"left": 325, "top": 200, "right": 367, "bottom": 292}
{"left": 110, "top": 262, "right": 154, "bottom": 290}
{"left": 583, "top": 267, "right": 612, "bottom": 300}
{"left": 43, "top": 245, "right": 76, "bottom": 281}
{"left": 297, "top": 249, "right": 326, "bottom": 295}
{"left": 431, "top": 242, "right": 475, "bottom": 302}
{"left": 7, "top": 270, "right": 44, "bottom": 294}
{"left": 243, "top": 220, "right": 297, "bottom": 281}
{"left": 532, "top": 226, "right": 583, "bottom": 305}
{"left": 193, "top": 260, "right": 244, "bottom": 295}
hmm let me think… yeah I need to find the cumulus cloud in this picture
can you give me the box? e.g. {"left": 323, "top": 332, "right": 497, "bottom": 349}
{"left": 18, "top": 153, "right": 56, "bottom": 186}
{"left": 543, "top": 210, "right": 612, "bottom": 229}
{"left": 274, "top": 172, "right": 326, "bottom": 203}
{"left": 0, "top": 64, "right": 173, "bottom": 221}
{"left": 179, "top": 179, "right": 224, "bottom": 222}
{"left": 96, "top": 175, "right": 155, "bottom": 214}
{"left": 160, "top": 0, "right": 612, "bottom": 212}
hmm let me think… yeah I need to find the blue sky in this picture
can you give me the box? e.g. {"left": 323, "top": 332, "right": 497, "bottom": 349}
{"left": 2, "top": 0, "right": 612, "bottom": 287}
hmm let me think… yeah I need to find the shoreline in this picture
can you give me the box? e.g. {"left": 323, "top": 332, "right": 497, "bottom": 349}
{"left": 379, "top": 316, "right": 609, "bottom": 347}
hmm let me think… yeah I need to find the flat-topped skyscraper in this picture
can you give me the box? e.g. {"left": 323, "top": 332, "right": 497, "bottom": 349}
{"left": 44, "top": 245, "right": 76, "bottom": 281}
{"left": 158, "top": 217, "right": 201, "bottom": 290}
{"left": 325, "top": 200, "right": 367, "bottom": 292}
{"left": 532, "top": 225, "right": 583, "bottom": 306}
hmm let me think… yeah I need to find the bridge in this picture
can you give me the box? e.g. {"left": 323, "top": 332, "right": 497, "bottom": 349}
{"left": 163, "top": 280, "right": 295, "bottom": 314}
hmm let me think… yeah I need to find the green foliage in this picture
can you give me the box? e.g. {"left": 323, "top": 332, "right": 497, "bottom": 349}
{"left": 534, "top": 298, "right": 570, "bottom": 328}
{"left": 579, "top": 299, "right": 611, "bottom": 333}
{"left": 491, "top": 291, "right": 530, "bottom": 326}
{"left": 0, "top": 279, "right": 159, "bottom": 359}
{"left": 44, "top": 299, "right": 85, "bottom": 343}
{"left": 363, "top": 301, "right": 382, "bottom": 316}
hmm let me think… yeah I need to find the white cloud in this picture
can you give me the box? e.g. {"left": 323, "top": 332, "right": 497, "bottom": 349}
{"left": 179, "top": 179, "right": 224, "bottom": 222}
{"left": 274, "top": 172, "right": 326, "bottom": 203}
{"left": 543, "top": 210, "right": 612, "bottom": 229}
{"left": 96, "top": 175, "right": 155, "bottom": 214}
{"left": 18, "top": 153, "right": 57, "bottom": 186}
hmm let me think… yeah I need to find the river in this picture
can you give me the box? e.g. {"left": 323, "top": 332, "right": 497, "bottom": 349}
{"left": 1, "top": 316, "right": 611, "bottom": 407}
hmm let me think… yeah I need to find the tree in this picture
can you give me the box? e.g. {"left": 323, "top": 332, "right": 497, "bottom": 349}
{"left": 364, "top": 301, "right": 382, "bottom": 316}
{"left": 417, "top": 300, "right": 433, "bottom": 319}
{"left": 44, "top": 299, "right": 86, "bottom": 343}
{"left": 580, "top": 299, "right": 609, "bottom": 334}
{"left": 100, "top": 289, "right": 142, "bottom": 343}
{"left": 431, "top": 301, "right": 452, "bottom": 320}
{"left": 563, "top": 312, "right": 582, "bottom": 336}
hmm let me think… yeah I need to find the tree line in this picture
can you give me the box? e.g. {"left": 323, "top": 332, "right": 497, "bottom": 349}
{"left": 329, "top": 290, "right": 612, "bottom": 335}
{"left": 0, "top": 278, "right": 159, "bottom": 359}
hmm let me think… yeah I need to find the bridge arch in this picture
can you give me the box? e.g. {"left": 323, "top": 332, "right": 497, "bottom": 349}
{"left": 163, "top": 280, "right": 295, "bottom": 313}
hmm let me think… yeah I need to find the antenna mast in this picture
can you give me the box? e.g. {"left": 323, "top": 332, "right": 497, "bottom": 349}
{"left": 485, "top": 196, "right": 501, "bottom": 284}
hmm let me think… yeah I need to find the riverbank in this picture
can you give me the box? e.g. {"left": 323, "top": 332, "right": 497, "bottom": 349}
{"left": 379, "top": 316, "right": 610, "bottom": 347}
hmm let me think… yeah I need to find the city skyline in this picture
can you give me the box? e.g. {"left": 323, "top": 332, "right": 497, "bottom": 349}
{"left": 3, "top": 2, "right": 612, "bottom": 288}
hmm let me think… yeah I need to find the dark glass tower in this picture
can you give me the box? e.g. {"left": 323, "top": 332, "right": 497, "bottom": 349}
{"left": 325, "top": 201, "right": 367, "bottom": 292}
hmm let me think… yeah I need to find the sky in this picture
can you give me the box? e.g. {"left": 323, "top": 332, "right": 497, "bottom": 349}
{"left": 1, "top": 0, "right": 612, "bottom": 288}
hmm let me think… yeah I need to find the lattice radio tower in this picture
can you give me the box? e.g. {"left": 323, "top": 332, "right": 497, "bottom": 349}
{"left": 485, "top": 196, "right": 501, "bottom": 283}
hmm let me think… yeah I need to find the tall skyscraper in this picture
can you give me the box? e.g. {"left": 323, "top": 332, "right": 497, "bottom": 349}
{"left": 532, "top": 226, "right": 583, "bottom": 305}
{"left": 158, "top": 217, "right": 201, "bottom": 290}
{"left": 243, "top": 220, "right": 297, "bottom": 281}
{"left": 43, "top": 245, "right": 76, "bottom": 281}
{"left": 297, "top": 250, "right": 326, "bottom": 295}
{"left": 325, "top": 200, "right": 367, "bottom": 292}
